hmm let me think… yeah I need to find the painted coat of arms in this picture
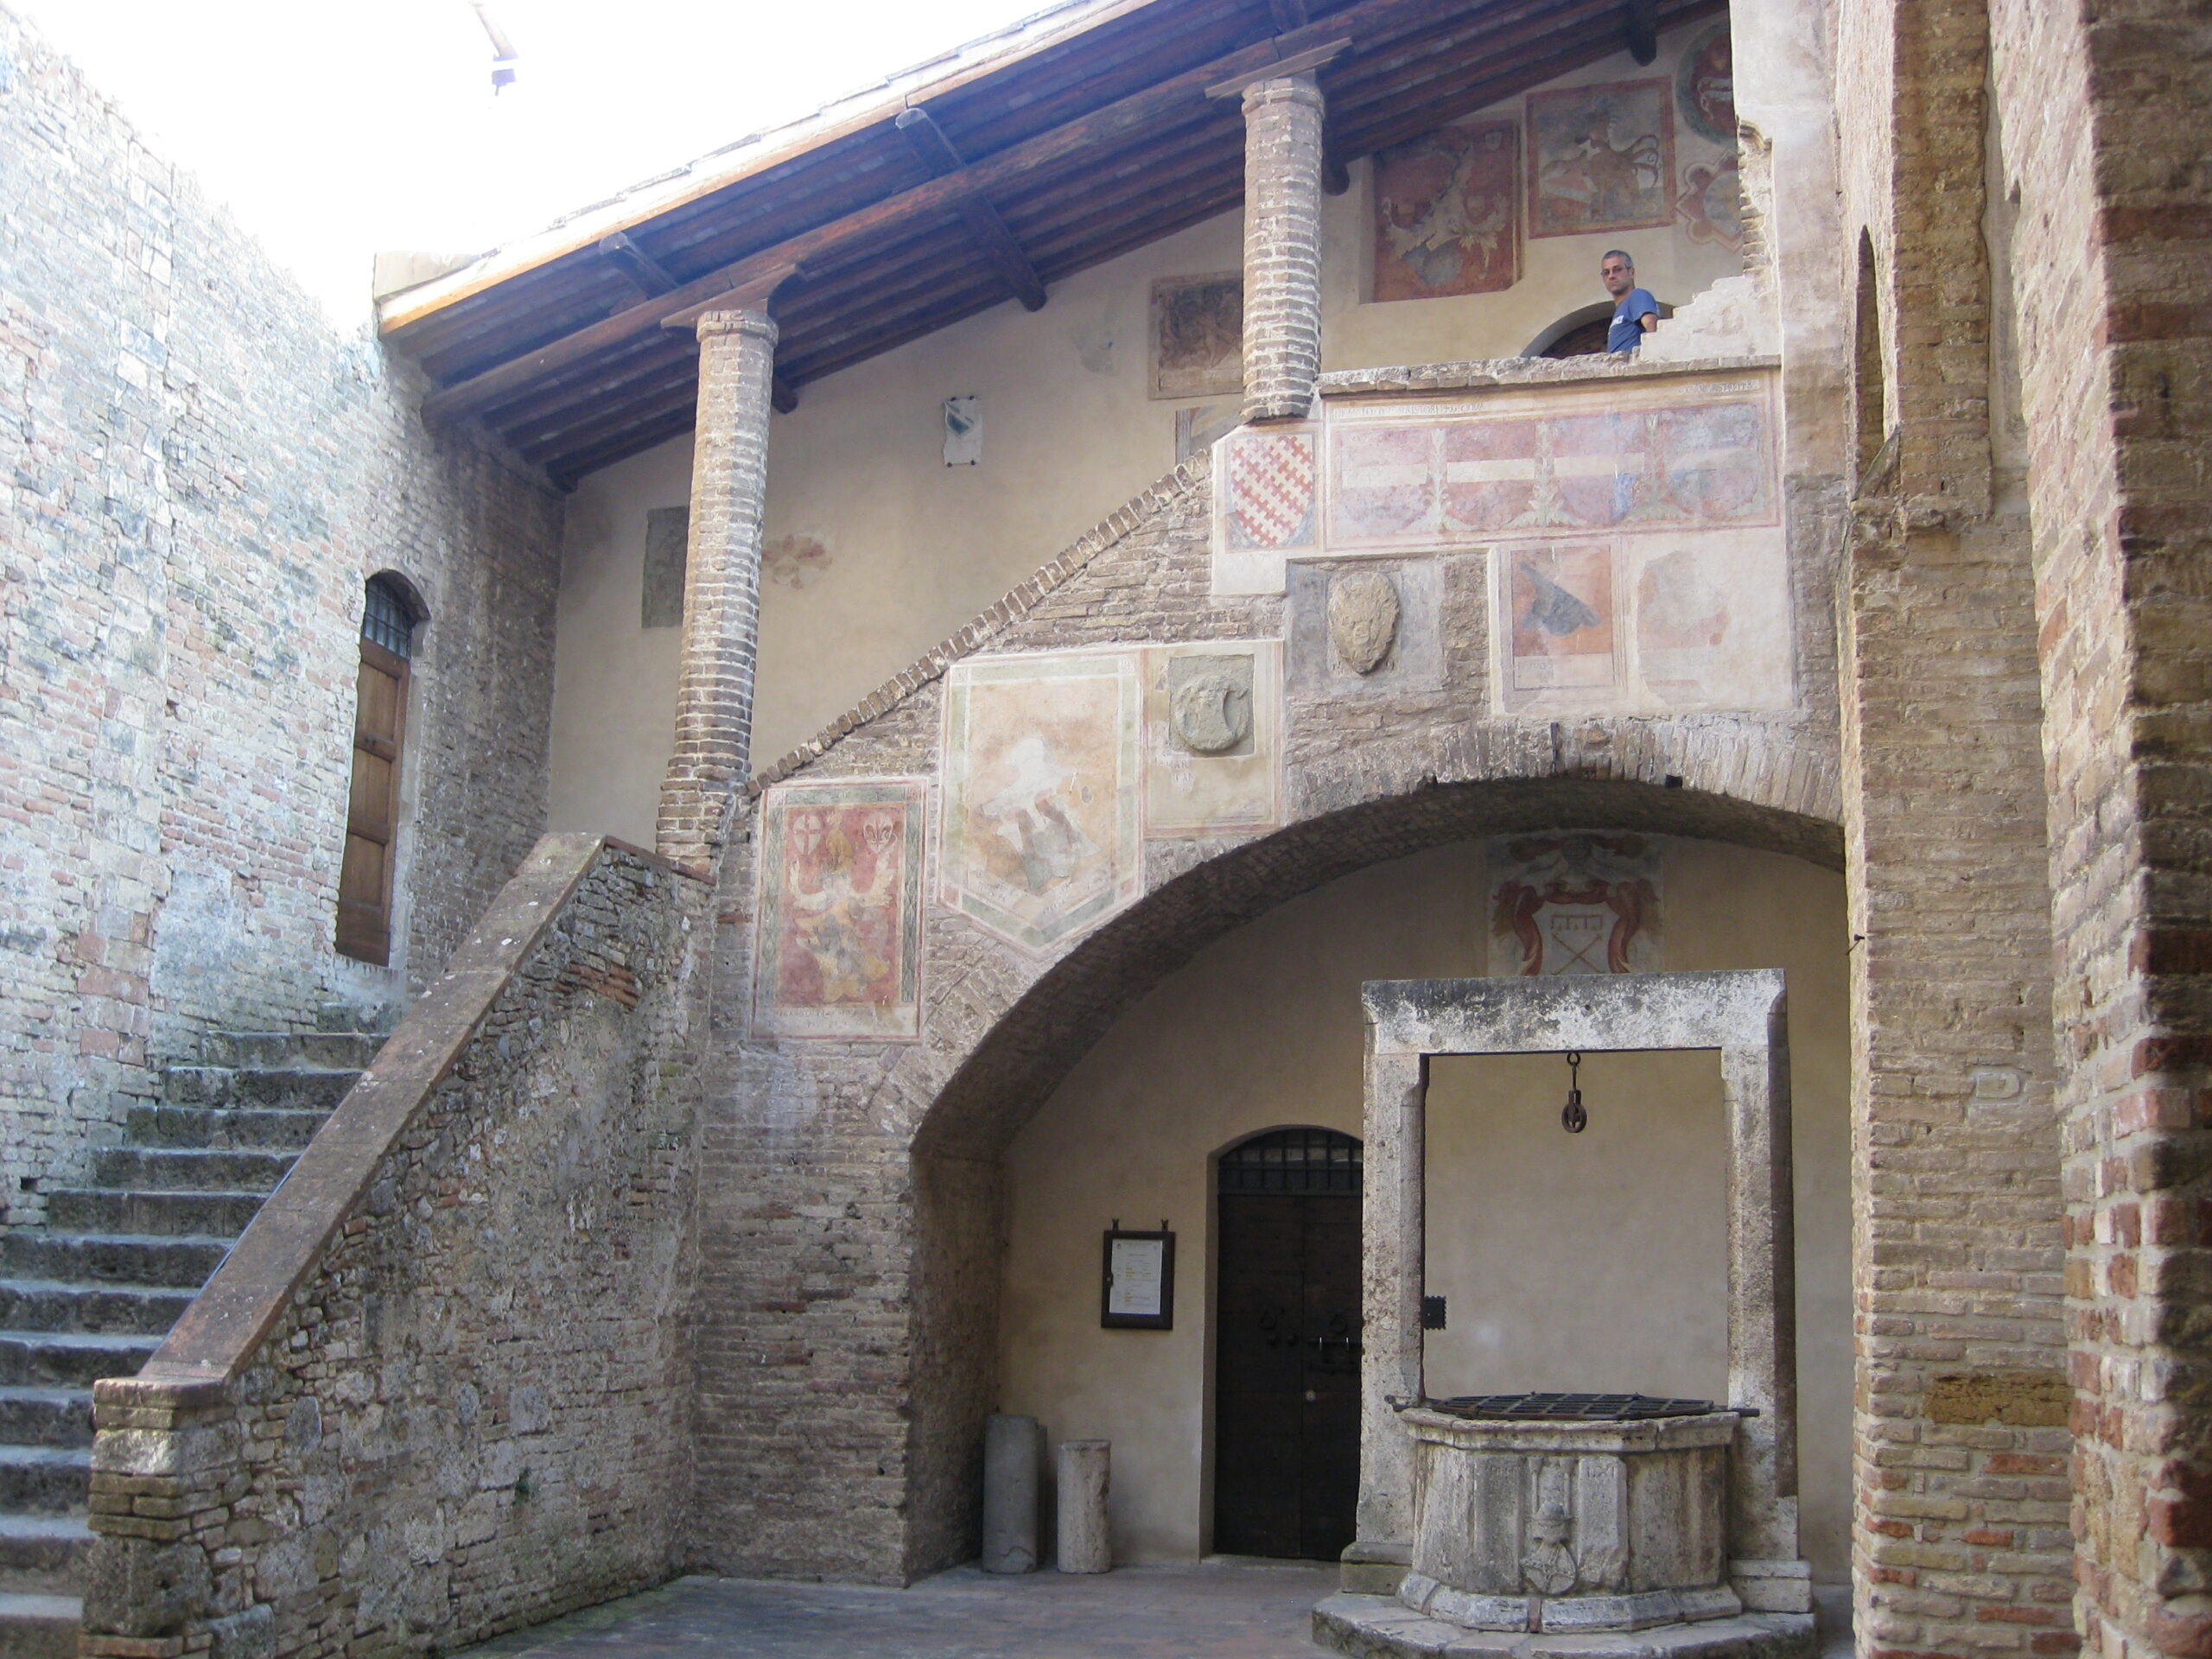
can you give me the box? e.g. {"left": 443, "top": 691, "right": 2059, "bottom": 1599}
{"left": 1372, "top": 118, "right": 1520, "bottom": 302}
{"left": 1150, "top": 273, "right": 1244, "bottom": 399}
{"left": 753, "top": 779, "right": 926, "bottom": 1039}
{"left": 1489, "top": 832, "right": 1662, "bottom": 976}
{"left": 1220, "top": 426, "right": 1318, "bottom": 551}
{"left": 940, "top": 652, "right": 1143, "bottom": 954}
{"left": 1527, "top": 79, "right": 1674, "bottom": 238}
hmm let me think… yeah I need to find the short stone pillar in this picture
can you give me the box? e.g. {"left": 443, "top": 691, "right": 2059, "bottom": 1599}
{"left": 1396, "top": 1408, "right": 1744, "bottom": 1633}
{"left": 1237, "top": 73, "right": 1325, "bottom": 423}
{"left": 982, "top": 1414, "right": 1043, "bottom": 1573}
{"left": 1056, "top": 1440, "right": 1110, "bottom": 1573}
{"left": 655, "top": 304, "right": 779, "bottom": 868}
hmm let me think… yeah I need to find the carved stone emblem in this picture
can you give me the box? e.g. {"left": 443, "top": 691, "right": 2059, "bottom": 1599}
{"left": 1329, "top": 570, "right": 1400, "bottom": 675}
{"left": 1167, "top": 654, "right": 1255, "bottom": 755}
{"left": 1521, "top": 1495, "right": 1579, "bottom": 1595}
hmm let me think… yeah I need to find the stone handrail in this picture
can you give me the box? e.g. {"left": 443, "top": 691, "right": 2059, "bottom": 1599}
{"left": 83, "top": 832, "right": 709, "bottom": 1659}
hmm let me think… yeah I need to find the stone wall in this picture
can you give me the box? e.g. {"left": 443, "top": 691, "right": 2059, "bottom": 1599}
{"left": 0, "top": 3, "right": 564, "bottom": 1222}
{"left": 688, "top": 353, "right": 1850, "bottom": 1583}
{"left": 81, "top": 837, "right": 707, "bottom": 1659}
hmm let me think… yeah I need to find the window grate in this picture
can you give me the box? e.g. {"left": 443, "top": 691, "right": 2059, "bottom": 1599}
{"left": 362, "top": 576, "right": 415, "bottom": 659}
{"left": 1218, "top": 1127, "right": 1362, "bottom": 1195}
{"left": 1428, "top": 1393, "right": 1716, "bottom": 1421}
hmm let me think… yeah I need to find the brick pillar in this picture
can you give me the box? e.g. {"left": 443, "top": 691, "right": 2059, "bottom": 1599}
{"left": 1986, "top": 0, "right": 2212, "bottom": 1653}
{"left": 657, "top": 305, "right": 778, "bottom": 868}
{"left": 1833, "top": 4, "right": 2075, "bottom": 1653}
{"left": 1237, "top": 73, "right": 1325, "bottom": 424}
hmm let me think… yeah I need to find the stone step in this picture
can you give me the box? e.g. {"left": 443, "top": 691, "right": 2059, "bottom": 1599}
{"left": 88, "top": 1147, "right": 296, "bottom": 1194}
{"left": 0, "top": 1516, "right": 91, "bottom": 1598}
{"left": 0, "top": 1591, "right": 80, "bottom": 1659}
{"left": 0, "top": 1281, "right": 194, "bottom": 1339}
{"left": 0, "top": 1332, "right": 157, "bottom": 1389}
{"left": 43, "top": 1189, "right": 266, "bottom": 1239}
{"left": 123, "top": 1103, "right": 327, "bottom": 1151}
{"left": 194, "top": 1030, "right": 384, "bottom": 1070}
{"left": 0, "top": 1233, "right": 228, "bottom": 1293}
{"left": 0, "top": 1392, "right": 90, "bottom": 1451}
{"left": 162, "top": 1066, "right": 358, "bottom": 1111}
{"left": 0, "top": 1449, "right": 88, "bottom": 1516}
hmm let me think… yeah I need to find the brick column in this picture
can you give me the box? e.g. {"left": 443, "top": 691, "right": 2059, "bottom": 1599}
{"left": 1238, "top": 73, "right": 1325, "bottom": 423}
{"left": 657, "top": 305, "right": 779, "bottom": 868}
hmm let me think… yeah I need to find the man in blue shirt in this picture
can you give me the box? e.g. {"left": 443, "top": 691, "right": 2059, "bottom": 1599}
{"left": 1601, "top": 250, "right": 1660, "bottom": 353}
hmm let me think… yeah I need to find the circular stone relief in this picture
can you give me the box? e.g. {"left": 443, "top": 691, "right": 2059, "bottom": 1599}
{"left": 1171, "top": 670, "right": 1253, "bottom": 754}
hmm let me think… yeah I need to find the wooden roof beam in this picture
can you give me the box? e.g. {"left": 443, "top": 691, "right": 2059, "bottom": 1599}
{"left": 1624, "top": 0, "right": 1659, "bottom": 64}
{"left": 894, "top": 108, "right": 1049, "bottom": 312}
{"left": 597, "top": 232, "right": 679, "bottom": 299}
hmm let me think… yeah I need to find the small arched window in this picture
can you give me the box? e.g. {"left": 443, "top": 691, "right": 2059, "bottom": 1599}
{"left": 337, "top": 575, "right": 423, "bottom": 965}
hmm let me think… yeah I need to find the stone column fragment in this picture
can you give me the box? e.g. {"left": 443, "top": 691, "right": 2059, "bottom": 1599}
{"left": 982, "top": 1414, "right": 1043, "bottom": 1573}
{"left": 655, "top": 304, "right": 779, "bottom": 868}
{"left": 1055, "top": 1440, "right": 1110, "bottom": 1573}
{"left": 1237, "top": 73, "right": 1325, "bottom": 423}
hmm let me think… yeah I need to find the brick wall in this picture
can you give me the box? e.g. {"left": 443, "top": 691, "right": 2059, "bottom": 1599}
{"left": 82, "top": 841, "right": 707, "bottom": 1659}
{"left": 1831, "top": 4, "right": 2075, "bottom": 1656}
{"left": 0, "top": 5, "right": 563, "bottom": 1221}
{"left": 1984, "top": 0, "right": 2212, "bottom": 1655}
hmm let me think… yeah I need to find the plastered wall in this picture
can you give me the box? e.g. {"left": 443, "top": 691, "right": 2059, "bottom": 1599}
{"left": 997, "top": 836, "right": 1851, "bottom": 1581}
{"left": 545, "top": 24, "right": 1745, "bottom": 844}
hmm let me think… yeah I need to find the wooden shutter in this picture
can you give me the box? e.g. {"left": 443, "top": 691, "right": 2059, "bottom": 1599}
{"left": 337, "top": 637, "right": 408, "bottom": 964}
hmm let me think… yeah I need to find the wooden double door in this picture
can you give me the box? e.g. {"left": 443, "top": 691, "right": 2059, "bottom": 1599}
{"left": 1213, "top": 1128, "right": 1363, "bottom": 1560}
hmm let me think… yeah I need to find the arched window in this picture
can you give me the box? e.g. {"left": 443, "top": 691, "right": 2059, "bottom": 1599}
{"left": 337, "top": 575, "right": 422, "bottom": 965}
{"left": 1523, "top": 299, "right": 1675, "bottom": 360}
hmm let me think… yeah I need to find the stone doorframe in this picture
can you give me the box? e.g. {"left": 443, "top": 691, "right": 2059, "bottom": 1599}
{"left": 1348, "top": 969, "right": 1811, "bottom": 1617}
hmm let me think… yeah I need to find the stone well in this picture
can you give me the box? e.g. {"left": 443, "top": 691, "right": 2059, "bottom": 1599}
{"left": 1313, "top": 972, "right": 1816, "bottom": 1659}
{"left": 1396, "top": 1407, "right": 1743, "bottom": 1633}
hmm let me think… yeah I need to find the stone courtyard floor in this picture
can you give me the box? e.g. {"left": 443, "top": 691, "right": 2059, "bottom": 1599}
{"left": 454, "top": 1560, "right": 1342, "bottom": 1659}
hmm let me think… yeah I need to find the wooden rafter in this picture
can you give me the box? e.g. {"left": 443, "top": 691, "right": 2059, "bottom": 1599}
{"left": 893, "top": 108, "right": 1049, "bottom": 312}
{"left": 596, "top": 232, "right": 678, "bottom": 299}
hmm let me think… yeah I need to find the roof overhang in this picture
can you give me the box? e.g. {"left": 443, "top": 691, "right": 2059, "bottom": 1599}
{"left": 379, "top": 0, "right": 1724, "bottom": 486}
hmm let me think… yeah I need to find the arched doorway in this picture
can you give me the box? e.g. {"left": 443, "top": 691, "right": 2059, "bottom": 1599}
{"left": 337, "top": 573, "right": 425, "bottom": 965}
{"left": 1212, "top": 1126, "right": 1363, "bottom": 1560}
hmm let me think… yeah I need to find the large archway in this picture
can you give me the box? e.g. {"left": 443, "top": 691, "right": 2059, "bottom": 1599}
{"left": 905, "top": 778, "right": 1847, "bottom": 1580}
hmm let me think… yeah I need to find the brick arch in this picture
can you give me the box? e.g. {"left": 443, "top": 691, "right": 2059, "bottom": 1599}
{"left": 899, "top": 768, "right": 1841, "bottom": 1578}
{"left": 912, "top": 774, "right": 1840, "bottom": 1165}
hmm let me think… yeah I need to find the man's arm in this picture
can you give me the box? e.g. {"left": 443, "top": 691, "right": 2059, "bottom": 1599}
{"left": 1640, "top": 311, "right": 1659, "bottom": 334}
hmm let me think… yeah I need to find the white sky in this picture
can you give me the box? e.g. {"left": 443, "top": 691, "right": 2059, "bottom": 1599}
{"left": 15, "top": 0, "right": 1057, "bottom": 327}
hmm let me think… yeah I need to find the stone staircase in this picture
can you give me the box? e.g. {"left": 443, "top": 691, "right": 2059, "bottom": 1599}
{"left": 0, "top": 1031, "right": 377, "bottom": 1659}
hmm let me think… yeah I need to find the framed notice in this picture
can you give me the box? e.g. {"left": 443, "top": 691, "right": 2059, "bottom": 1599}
{"left": 1101, "top": 1224, "right": 1176, "bottom": 1330}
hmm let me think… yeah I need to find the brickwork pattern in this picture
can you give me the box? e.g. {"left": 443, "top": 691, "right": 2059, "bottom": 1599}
{"left": 79, "top": 843, "right": 708, "bottom": 1659}
{"left": 657, "top": 308, "right": 778, "bottom": 869}
{"left": 688, "top": 371, "right": 1848, "bottom": 1584}
{"left": 1831, "top": 4, "right": 2075, "bottom": 1656}
{"left": 1984, "top": 2, "right": 2212, "bottom": 1656}
{"left": 0, "top": 6, "right": 563, "bottom": 1223}
{"left": 1239, "top": 74, "right": 1325, "bottom": 424}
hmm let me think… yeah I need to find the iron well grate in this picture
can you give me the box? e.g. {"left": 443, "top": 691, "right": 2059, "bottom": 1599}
{"left": 1429, "top": 1392, "right": 1716, "bottom": 1421}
